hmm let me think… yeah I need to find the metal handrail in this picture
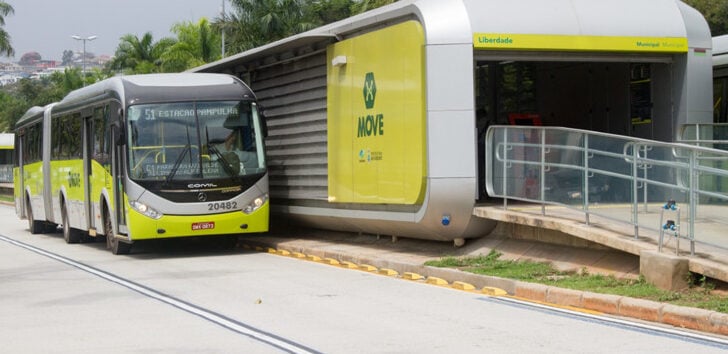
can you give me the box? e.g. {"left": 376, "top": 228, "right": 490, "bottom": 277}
{"left": 485, "top": 125, "right": 728, "bottom": 255}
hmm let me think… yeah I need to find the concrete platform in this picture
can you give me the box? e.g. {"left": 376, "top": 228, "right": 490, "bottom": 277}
{"left": 474, "top": 203, "right": 728, "bottom": 284}
{"left": 257, "top": 222, "right": 640, "bottom": 280}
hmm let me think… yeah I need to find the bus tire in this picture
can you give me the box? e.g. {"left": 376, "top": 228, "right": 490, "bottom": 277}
{"left": 105, "top": 210, "right": 131, "bottom": 255}
{"left": 62, "top": 204, "right": 81, "bottom": 244}
{"left": 26, "top": 201, "right": 45, "bottom": 235}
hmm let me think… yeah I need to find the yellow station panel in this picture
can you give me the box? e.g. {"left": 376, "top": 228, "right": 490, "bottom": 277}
{"left": 473, "top": 33, "right": 688, "bottom": 53}
{"left": 327, "top": 21, "right": 427, "bottom": 205}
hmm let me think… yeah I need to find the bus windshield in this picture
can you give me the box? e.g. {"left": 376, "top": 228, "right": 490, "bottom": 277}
{"left": 127, "top": 101, "right": 265, "bottom": 182}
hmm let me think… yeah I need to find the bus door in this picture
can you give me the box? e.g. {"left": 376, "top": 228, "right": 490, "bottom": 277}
{"left": 110, "top": 104, "right": 127, "bottom": 235}
{"left": 15, "top": 131, "right": 24, "bottom": 217}
{"left": 83, "top": 112, "right": 94, "bottom": 231}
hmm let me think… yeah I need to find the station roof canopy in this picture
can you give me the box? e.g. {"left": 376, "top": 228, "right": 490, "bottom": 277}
{"left": 193, "top": 0, "right": 710, "bottom": 74}
{"left": 466, "top": 0, "right": 690, "bottom": 38}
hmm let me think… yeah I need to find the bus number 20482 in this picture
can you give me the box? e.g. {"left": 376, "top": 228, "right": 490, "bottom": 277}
{"left": 208, "top": 201, "right": 238, "bottom": 211}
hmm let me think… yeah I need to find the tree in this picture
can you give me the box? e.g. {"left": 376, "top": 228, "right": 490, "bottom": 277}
{"left": 215, "top": 0, "right": 399, "bottom": 54}
{"left": 19, "top": 52, "right": 41, "bottom": 66}
{"left": 161, "top": 18, "right": 221, "bottom": 72}
{"left": 0, "top": 91, "right": 28, "bottom": 132}
{"left": 684, "top": 0, "right": 728, "bottom": 36}
{"left": 108, "top": 32, "right": 176, "bottom": 74}
{"left": 61, "top": 50, "right": 74, "bottom": 66}
{"left": 304, "top": 0, "right": 355, "bottom": 27}
{"left": 0, "top": 1, "right": 13, "bottom": 57}
{"left": 216, "top": 0, "right": 318, "bottom": 53}
{"left": 49, "top": 67, "right": 84, "bottom": 98}
{"left": 350, "top": 0, "right": 397, "bottom": 14}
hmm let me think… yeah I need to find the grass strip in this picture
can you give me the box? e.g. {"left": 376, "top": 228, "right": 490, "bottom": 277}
{"left": 426, "top": 250, "right": 728, "bottom": 313}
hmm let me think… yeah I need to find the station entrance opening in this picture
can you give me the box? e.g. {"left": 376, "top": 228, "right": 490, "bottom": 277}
{"left": 474, "top": 54, "right": 675, "bottom": 200}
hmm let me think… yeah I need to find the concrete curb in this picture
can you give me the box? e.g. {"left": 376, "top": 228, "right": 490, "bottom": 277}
{"left": 242, "top": 238, "right": 728, "bottom": 337}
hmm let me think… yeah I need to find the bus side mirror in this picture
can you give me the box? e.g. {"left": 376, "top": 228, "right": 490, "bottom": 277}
{"left": 261, "top": 118, "right": 268, "bottom": 138}
{"left": 258, "top": 105, "right": 268, "bottom": 138}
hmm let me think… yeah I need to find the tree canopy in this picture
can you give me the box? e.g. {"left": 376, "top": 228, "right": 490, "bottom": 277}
{"left": 2, "top": 0, "right": 728, "bottom": 133}
{"left": 0, "top": 1, "right": 13, "bottom": 57}
{"left": 685, "top": 0, "right": 728, "bottom": 36}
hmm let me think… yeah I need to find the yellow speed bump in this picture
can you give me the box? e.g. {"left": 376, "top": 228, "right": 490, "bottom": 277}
{"left": 402, "top": 272, "right": 423, "bottom": 281}
{"left": 359, "top": 264, "right": 377, "bottom": 272}
{"left": 277, "top": 249, "right": 290, "bottom": 256}
{"left": 340, "top": 261, "right": 359, "bottom": 269}
{"left": 481, "top": 287, "right": 508, "bottom": 296}
{"left": 267, "top": 248, "right": 277, "bottom": 254}
{"left": 323, "top": 258, "right": 340, "bottom": 265}
{"left": 452, "top": 281, "right": 476, "bottom": 291}
{"left": 291, "top": 252, "right": 306, "bottom": 258}
{"left": 378, "top": 268, "right": 398, "bottom": 276}
{"left": 306, "top": 255, "right": 322, "bottom": 262}
{"left": 426, "top": 277, "right": 449, "bottom": 286}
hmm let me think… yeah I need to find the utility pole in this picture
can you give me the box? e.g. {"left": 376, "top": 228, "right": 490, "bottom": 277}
{"left": 221, "top": 0, "right": 226, "bottom": 58}
{"left": 71, "top": 35, "right": 97, "bottom": 85}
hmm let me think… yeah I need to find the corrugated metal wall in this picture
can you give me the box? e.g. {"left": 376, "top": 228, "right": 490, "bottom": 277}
{"left": 250, "top": 52, "right": 329, "bottom": 205}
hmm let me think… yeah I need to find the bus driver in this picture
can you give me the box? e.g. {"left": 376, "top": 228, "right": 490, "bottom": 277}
{"left": 209, "top": 129, "right": 258, "bottom": 174}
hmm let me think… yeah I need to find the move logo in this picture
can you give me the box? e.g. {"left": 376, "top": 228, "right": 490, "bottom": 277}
{"left": 357, "top": 72, "right": 384, "bottom": 138}
{"left": 363, "top": 72, "right": 376, "bottom": 109}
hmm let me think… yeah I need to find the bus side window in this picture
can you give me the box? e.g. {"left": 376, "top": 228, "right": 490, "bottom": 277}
{"left": 93, "top": 106, "right": 108, "bottom": 164}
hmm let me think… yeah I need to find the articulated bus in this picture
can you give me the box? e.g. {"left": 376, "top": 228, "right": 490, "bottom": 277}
{"left": 14, "top": 73, "right": 269, "bottom": 254}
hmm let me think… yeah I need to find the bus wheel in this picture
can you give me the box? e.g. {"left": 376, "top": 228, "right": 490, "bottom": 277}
{"left": 26, "top": 202, "right": 45, "bottom": 235}
{"left": 105, "top": 211, "right": 131, "bottom": 255}
{"left": 62, "top": 204, "right": 81, "bottom": 244}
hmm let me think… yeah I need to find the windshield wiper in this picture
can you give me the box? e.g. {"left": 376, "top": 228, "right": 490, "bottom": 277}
{"left": 208, "top": 144, "right": 240, "bottom": 178}
{"left": 165, "top": 143, "right": 191, "bottom": 184}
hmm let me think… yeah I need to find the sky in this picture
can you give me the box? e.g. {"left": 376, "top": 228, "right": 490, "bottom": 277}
{"left": 3, "top": 0, "right": 225, "bottom": 61}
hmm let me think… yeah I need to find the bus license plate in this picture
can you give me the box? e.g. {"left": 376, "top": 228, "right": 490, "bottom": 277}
{"left": 192, "top": 222, "right": 215, "bottom": 231}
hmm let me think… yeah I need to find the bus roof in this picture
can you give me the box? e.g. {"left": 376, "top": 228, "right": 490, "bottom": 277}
{"left": 15, "top": 73, "right": 256, "bottom": 130}
{"left": 14, "top": 105, "right": 48, "bottom": 129}
{"left": 55, "top": 73, "right": 255, "bottom": 112}
{"left": 714, "top": 35, "right": 728, "bottom": 68}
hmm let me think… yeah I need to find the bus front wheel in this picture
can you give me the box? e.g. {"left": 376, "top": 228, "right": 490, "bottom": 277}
{"left": 104, "top": 210, "right": 131, "bottom": 255}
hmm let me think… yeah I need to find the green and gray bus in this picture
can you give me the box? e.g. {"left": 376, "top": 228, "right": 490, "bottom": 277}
{"left": 14, "top": 73, "right": 269, "bottom": 254}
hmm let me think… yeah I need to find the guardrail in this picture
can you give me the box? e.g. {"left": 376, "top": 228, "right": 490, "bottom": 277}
{"left": 679, "top": 123, "right": 728, "bottom": 149}
{"left": 485, "top": 125, "right": 728, "bottom": 254}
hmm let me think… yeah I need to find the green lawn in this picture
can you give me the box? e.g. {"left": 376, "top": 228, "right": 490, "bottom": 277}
{"left": 426, "top": 250, "right": 728, "bottom": 313}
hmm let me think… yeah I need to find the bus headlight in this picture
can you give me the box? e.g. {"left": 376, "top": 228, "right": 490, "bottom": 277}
{"left": 243, "top": 194, "right": 268, "bottom": 214}
{"left": 130, "top": 201, "right": 163, "bottom": 220}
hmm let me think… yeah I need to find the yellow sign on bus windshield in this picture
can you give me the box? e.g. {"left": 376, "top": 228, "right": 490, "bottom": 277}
{"left": 326, "top": 21, "right": 427, "bottom": 205}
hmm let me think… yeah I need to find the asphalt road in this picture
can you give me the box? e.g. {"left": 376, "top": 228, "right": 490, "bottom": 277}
{"left": 1, "top": 205, "right": 727, "bottom": 353}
